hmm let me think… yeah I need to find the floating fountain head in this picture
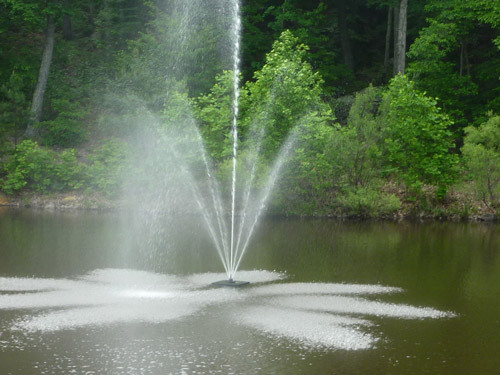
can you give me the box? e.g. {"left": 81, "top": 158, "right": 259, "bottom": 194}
{"left": 211, "top": 278, "right": 250, "bottom": 287}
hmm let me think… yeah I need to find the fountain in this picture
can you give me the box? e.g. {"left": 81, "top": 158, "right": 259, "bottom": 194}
{"left": 123, "top": 0, "right": 297, "bottom": 286}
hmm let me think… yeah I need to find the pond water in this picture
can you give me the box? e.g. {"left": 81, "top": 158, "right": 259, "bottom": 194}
{"left": 0, "top": 208, "right": 499, "bottom": 374}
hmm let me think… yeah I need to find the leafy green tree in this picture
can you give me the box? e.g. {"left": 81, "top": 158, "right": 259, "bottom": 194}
{"left": 244, "top": 30, "right": 330, "bottom": 157}
{"left": 2, "top": 0, "right": 62, "bottom": 137}
{"left": 380, "top": 75, "right": 458, "bottom": 198}
{"left": 195, "top": 30, "right": 335, "bottom": 213}
{"left": 459, "top": 0, "right": 500, "bottom": 48}
{"left": 1, "top": 0, "right": 107, "bottom": 138}
{"left": 242, "top": 30, "right": 335, "bottom": 213}
{"left": 407, "top": 19, "right": 478, "bottom": 130}
{"left": 462, "top": 115, "right": 500, "bottom": 205}
{"left": 407, "top": 0, "right": 500, "bottom": 131}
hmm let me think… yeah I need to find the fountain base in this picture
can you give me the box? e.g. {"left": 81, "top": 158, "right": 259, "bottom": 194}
{"left": 211, "top": 279, "right": 250, "bottom": 287}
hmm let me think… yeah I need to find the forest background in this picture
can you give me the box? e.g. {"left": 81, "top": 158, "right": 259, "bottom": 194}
{"left": 1, "top": 0, "right": 499, "bottom": 219}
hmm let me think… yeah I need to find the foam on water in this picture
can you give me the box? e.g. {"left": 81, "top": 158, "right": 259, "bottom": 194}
{"left": 0, "top": 269, "right": 455, "bottom": 349}
{"left": 249, "top": 282, "right": 402, "bottom": 297}
{"left": 235, "top": 306, "right": 374, "bottom": 350}
{"left": 0, "top": 277, "right": 79, "bottom": 291}
{"left": 79, "top": 268, "right": 184, "bottom": 288}
{"left": 271, "top": 295, "right": 456, "bottom": 319}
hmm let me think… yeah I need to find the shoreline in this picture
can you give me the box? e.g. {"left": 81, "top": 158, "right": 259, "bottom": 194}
{"left": 1, "top": 192, "right": 498, "bottom": 223}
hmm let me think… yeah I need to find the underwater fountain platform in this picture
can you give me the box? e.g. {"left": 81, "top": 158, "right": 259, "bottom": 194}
{"left": 212, "top": 279, "right": 250, "bottom": 287}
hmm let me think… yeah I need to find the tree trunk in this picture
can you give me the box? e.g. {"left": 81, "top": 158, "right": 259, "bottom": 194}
{"left": 394, "top": 0, "right": 408, "bottom": 75}
{"left": 393, "top": 4, "right": 399, "bottom": 76}
{"left": 24, "top": 16, "right": 55, "bottom": 138}
{"left": 384, "top": 7, "right": 393, "bottom": 79}
{"left": 337, "top": 0, "right": 354, "bottom": 71}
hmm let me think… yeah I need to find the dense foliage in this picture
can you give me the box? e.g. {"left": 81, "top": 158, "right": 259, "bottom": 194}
{"left": 0, "top": 0, "right": 499, "bottom": 217}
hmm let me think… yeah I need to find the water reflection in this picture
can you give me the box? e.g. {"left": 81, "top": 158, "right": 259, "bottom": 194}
{"left": 0, "top": 269, "right": 453, "bottom": 350}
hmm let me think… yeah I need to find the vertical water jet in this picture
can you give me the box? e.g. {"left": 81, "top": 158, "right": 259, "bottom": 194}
{"left": 229, "top": 0, "right": 242, "bottom": 280}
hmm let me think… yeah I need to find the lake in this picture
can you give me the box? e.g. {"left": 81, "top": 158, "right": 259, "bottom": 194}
{"left": 0, "top": 208, "right": 499, "bottom": 374}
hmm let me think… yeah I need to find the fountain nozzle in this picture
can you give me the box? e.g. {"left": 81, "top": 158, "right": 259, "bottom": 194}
{"left": 211, "top": 278, "right": 249, "bottom": 287}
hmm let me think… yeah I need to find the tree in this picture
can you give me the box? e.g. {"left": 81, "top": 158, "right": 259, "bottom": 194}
{"left": 383, "top": 6, "right": 393, "bottom": 78}
{"left": 380, "top": 75, "right": 458, "bottom": 198}
{"left": 406, "top": 0, "right": 500, "bottom": 131}
{"left": 460, "top": 0, "right": 500, "bottom": 48}
{"left": 243, "top": 30, "right": 334, "bottom": 212}
{"left": 407, "top": 19, "right": 478, "bottom": 129}
{"left": 24, "top": 15, "right": 55, "bottom": 138}
{"left": 393, "top": 0, "right": 407, "bottom": 75}
{"left": 243, "top": 30, "right": 330, "bottom": 157}
{"left": 195, "top": 71, "right": 241, "bottom": 162}
{"left": 1, "top": 0, "right": 67, "bottom": 138}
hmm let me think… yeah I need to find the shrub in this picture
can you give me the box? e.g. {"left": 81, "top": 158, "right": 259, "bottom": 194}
{"left": 461, "top": 115, "right": 500, "bottom": 204}
{"left": 55, "top": 149, "right": 87, "bottom": 190}
{"left": 1, "top": 140, "right": 58, "bottom": 194}
{"left": 337, "top": 186, "right": 401, "bottom": 217}
{"left": 0, "top": 140, "right": 90, "bottom": 194}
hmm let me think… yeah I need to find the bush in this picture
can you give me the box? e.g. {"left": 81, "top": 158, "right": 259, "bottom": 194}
{"left": 1, "top": 140, "right": 89, "bottom": 194}
{"left": 337, "top": 186, "right": 401, "bottom": 217}
{"left": 2, "top": 140, "right": 58, "bottom": 194}
{"left": 461, "top": 115, "right": 500, "bottom": 204}
{"left": 55, "top": 149, "right": 87, "bottom": 190}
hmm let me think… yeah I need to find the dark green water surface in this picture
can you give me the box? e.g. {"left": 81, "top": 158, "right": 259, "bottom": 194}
{"left": 0, "top": 208, "right": 499, "bottom": 374}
